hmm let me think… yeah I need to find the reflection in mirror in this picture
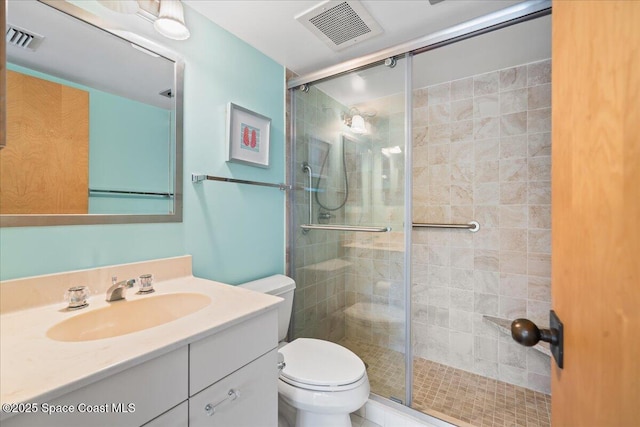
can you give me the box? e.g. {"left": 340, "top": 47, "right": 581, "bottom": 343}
{"left": 1, "top": 0, "right": 183, "bottom": 226}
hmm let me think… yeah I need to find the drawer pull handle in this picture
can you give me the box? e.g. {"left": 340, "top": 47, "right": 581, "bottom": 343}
{"left": 204, "top": 389, "right": 240, "bottom": 416}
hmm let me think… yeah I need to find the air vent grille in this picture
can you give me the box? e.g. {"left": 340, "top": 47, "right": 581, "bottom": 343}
{"left": 6, "top": 25, "right": 44, "bottom": 51}
{"left": 309, "top": 2, "right": 371, "bottom": 46}
{"left": 296, "top": 1, "right": 383, "bottom": 51}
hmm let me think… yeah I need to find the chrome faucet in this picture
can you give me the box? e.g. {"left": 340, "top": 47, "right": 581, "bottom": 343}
{"left": 106, "top": 276, "right": 136, "bottom": 302}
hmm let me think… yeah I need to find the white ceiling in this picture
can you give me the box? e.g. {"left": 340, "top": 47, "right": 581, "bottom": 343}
{"left": 184, "top": 0, "right": 523, "bottom": 76}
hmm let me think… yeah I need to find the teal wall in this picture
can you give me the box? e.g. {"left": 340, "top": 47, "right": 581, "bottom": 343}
{"left": 0, "top": 5, "right": 285, "bottom": 284}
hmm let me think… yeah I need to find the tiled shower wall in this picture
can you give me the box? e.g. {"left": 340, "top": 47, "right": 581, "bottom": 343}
{"left": 291, "top": 85, "right": 349, "bottom": 342}
{"left": 342, "top": 97, "right": 406, "bottom": 353}
{"left": 411, "top": 59, "right": 552, "bottom": 394}
{"left": 290, "top": 86, "right": 408, "bottom": 352}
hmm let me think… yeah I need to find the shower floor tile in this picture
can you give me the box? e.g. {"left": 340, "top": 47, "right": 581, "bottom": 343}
{"left": 339, "top": 338, "right": 551, "bottom": 427}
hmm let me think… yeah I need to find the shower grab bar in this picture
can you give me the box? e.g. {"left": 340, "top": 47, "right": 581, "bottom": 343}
{"left": 300, "top": 224, "right": 391, "bottom": 233}
{"left": 191, "top": 173, "right": 292, "bottom": 191}
{"left": 412, "top": 221, "right": 480, "bottom": 233}
{"left": 302, "top": 162, "right": 313, "bottom": 225}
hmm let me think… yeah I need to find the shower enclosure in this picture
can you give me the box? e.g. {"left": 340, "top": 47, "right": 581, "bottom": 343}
{"left": 289, "top": 56, "right": 409, "bottom": 402}
{"left": 288, "top": 3, "right": 552, "bottom": 426}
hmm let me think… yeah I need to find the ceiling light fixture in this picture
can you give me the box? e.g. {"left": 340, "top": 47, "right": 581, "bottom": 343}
{"left": 343, "top": 107, "right": 374, "bottom": 134}
{"left": 349, "top": 114, "right": 367, "bottom": 134}
{"left": 154, "top": 0, "right": 191, "bottom": 41}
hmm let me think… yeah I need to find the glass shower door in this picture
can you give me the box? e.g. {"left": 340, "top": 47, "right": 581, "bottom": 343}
{"left": 289, "top": 58, "right": 408, "bottom": 403}
{"left": 409, "top": 16, "right": 553, "bottom": 426}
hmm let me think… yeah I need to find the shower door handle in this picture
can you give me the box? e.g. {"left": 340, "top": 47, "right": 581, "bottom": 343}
{"left": 511, "top": 310, "right": 564, "bottom": 369}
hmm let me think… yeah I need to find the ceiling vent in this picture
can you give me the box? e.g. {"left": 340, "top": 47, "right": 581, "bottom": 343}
{"left": 295, "top": 1, "right": 383, "bottom": 51}
{"left": 6, "top": 24, "right": 45, "bottom": 51}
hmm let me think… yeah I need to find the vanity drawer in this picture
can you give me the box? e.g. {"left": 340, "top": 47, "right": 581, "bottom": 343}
{"left": 189, "top": 309, "right": 278, "bottom": 396}
{"left": 189, "top": 349, "right": 278, "bottom": 427}
{"left": 2, "top": 346, "right": 188, "bottom": 427}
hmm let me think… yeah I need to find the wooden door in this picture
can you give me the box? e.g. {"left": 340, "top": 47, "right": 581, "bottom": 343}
{"left": 0, "top": 70, "right": 89, "bottom": 214}
{"left": 1, "top": 0, "right": 6, "bottom": 149}
{"left": 551, "top": 1, "right": 639, "bottom": 425}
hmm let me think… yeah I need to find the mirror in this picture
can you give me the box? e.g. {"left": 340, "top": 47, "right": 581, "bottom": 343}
{"left": 1, "top": 0, "right": 183, "bottom": 226}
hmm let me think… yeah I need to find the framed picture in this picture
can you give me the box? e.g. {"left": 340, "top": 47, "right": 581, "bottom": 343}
{"left": 227, "top": 103, "right": 271, "bottom": 168}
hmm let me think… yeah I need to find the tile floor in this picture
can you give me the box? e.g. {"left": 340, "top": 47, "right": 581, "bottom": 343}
{"left": 340, "top": 338, "right": 551, "bottom": 427}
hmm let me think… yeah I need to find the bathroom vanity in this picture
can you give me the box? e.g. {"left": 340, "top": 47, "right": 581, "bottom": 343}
{"left": 0, "top": 256, "right": 281, "bottom": 426}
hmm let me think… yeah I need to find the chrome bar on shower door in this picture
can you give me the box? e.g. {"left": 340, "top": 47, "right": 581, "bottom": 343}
{"left": 412, "top": 221, "right": 480, "bottom": 232}
{"left": 300, "top": 224, "right": 391, "bottom": 232}
{"left": 302, "top": 162, "right": 313, "bottom": 225}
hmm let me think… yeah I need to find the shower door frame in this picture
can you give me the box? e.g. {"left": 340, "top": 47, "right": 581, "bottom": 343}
{"left": 287, "top": 0, "right": 552, "bottom": 411}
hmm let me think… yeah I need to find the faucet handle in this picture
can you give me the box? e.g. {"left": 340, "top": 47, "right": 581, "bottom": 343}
{"left": 64, "top": 286, "right": 89, "bottom": 310}
{"left": 138, "top": 274, "right": 155, "bottom": 294}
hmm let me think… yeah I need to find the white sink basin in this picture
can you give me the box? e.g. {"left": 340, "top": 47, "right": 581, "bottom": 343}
{"left": 47, "top": 293, "right": 211, "bottom": 342}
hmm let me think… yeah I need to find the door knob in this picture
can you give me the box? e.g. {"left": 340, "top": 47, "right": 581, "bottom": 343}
{"left": 511, "top": 318, "right": 559, "bottom": 346}
{"left": 510, "top": 310, "right": 564, "bottom": 369}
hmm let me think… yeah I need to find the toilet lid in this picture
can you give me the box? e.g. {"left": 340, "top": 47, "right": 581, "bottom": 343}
{"left": 279, "top": 338, "right": 366, "bottom": 387}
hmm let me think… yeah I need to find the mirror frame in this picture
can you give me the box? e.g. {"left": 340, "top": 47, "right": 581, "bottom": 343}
{"left": 0, "top": 0, "right": 183, "bottom": 227}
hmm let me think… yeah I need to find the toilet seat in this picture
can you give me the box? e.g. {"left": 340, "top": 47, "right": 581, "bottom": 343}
{"left": 278, "top": 338, "right": 366, "bottom": 391}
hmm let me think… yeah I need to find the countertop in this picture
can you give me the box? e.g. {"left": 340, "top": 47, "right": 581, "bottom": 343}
{"left": 0, "top": 275, "right": 282, "bottom": 410}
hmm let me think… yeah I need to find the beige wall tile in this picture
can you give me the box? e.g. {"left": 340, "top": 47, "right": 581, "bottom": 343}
{"left": 474, "top": 117, "right": 501, "bottom": 139}
{"left": 451, "top": 120, "right": 474, "bottom": 142}
{"left": 428, "top": 82, "right": 451, "bottom": 105}
{"left": 500, "top": 88, "right": 528, "bottom": 114}
{"left": 528, "top": 107, "right": 551, "bottom": 133}
{"left": 500, "top": 65, "right": 527, "bottom": 92}
{"left": 499, "top": 273, "right": 528, "bottom": 298}
{"left": 528, "top": 132, "right": 551, "bottom": 157}
{"left": 474, "top": 94, "right": 500, "bottom": 118}
{"left": 500, "top": 135, "right": 528, "bottom": 159}
{"left": 500, "top": 111, "right": 527, "bottom": 136}
{"left": 451, "top": 77, "right": 474, "bottom": 100}
{"left": 451, "top": 99, "right": 474, "bottom": 121}
{"left": 474, "top": 71, "right": 500, "bottom": 95}
{"left": 527, "top": 59, "right": 551, "bottom": 86}
{"left": 528, "top": 83, "right": 551, "bottom": 110}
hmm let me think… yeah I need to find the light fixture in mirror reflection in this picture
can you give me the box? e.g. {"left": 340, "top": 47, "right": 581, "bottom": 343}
{"left": 0, "top": 0, "right": 183, "bottom": 227}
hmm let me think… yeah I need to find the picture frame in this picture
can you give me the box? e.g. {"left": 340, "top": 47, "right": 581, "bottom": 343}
{"left": 226, "top": 102, "right": 271, "bottom": 168}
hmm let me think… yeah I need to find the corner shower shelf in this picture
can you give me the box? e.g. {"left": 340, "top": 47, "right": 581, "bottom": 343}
{"left": 483, "top": 315, "right": 551, "bottom": 357}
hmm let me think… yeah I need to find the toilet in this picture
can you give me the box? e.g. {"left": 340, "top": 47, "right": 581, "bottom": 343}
{"left": 240, "top": 275, "right": 370, "bottom": 427}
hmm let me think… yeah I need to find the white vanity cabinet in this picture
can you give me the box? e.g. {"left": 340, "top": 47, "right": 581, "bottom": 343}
{"left": 2, "top": 309, "right": 279, "bottom": 427}
{"left": 189, "top": 349, "right": 277, "bottom": 427}
{"left": 2, "top": 347, "right": 188, "bottom": 427}
{"left": 188, "top": 310, "right": 279, "bottom": 426}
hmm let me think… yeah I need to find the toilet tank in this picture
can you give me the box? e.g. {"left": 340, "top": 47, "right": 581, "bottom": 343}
{"left": 239, "top": 275, "right": 296, "bottom": 342}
